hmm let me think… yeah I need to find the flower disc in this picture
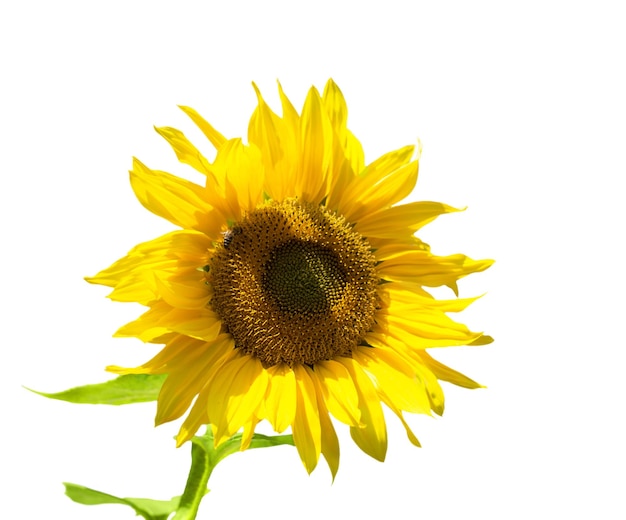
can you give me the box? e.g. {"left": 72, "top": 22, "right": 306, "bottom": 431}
{"left": 209, "top": 199, "right": 379, "bottom": 367}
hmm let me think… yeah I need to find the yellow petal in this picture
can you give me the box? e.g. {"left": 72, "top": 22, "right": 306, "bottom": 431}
{"left": 338, "top": 145, "right": 416, "bottom": 219}
{"left": 321, "top": 79, "right": 348, "bottom": 131}
{"left": 248, "top": 83, "right": 296, "bottom": 202}
{"left": 223, "top": 357, "right": 268, "bottom": 441}
{"left": 240, "top": 417, "right": 261, "bottom": 451}
{"left": 415, "top": 363, "right": 446, "bottom": 416}
{"left": 380, "top": 282, "right": 482, "bottom": 313}
{"left": 356, "top": 201, "right": 463, "bottom": 238}
{"left": 86, "top": 230, "right": 209, "bottom": 286}
{"left": 292, "top": 365, "right": 322, "bottom": 474}
{"left": 377, "top": 311, "right": 484, "bottom": 348}
{"left": 364, "top": 334, "right": 446, "bottom": 416}
{"left": 362, "top": 145, "right": 415, "bottom": 185}
{"left": 337, "top": 357, "right": 387, "bottom": 462}
{"left": 178, "top": 105, "right": 226, "bottom": 150}
{"left": 359, "top": 160, "right": 419, "bottom": 212}
{"left": 417, "top": 350, "right": 483, "bottom": 389}
{"left": 277, "top": 81, "right": 300, "bottom": 142}
{"left": 385, "top": 400, "right": 422, "bottom": 447}
{"left": 87, "top": 231, "right": 212, "bottom": 306}
{"left": 129, "top": 158, "right": 221, "bottom": 235}
{"left": 176, "top": 388, "right": 211, "bottom": 446}
{"left": 153, "top": 274, "right": 211, "bottom": 310}
{"left": 298, "top": 86, "right": 333, "bottom": 204}
{"left": 309, "top": 368, "right": 340, "bottom": 480}
{"left": 156, "top": 335, "right": 233, "bottom": 424}
{"left": 379, "top": 295, "right": 483, "bottom": 343}
{"left": 321, "top": 79, "right": 364, "bottom": 204}
{"left": 315, "top": 360, "right": 361, "bottom": 426}
{"left": 114, "top": 302, "right": 221, "bottom": 343}
{"left": 207, "top": 138, "right": 265, "bottom": 219}
{"left": 206, "top": 353, "right": 267, "bottom": 446}
{"left": 377, "top": 250, "right": 494, "bottom": 294}
{"left": 106, "top": 333, "right": 202, "bottom": 375}
{"left": 154, "top": 125, "right": 213, "bottom": 175}
{"left": 205, "top": 353, "right": 250, "bottom": 444}
{"left": 353, "top": 347, "right": 431, "bottom": 415}
{"left": 113, "top": 304, "right": 170, "bottom": 341}
{"left": 264, "top": 364, "right": 297, "bottom": 433}
{"left": 372, "top": 236, "right": 431, "bottom": 260}
{"left": 319, "top": 406, "right": 340, "bottom": 480}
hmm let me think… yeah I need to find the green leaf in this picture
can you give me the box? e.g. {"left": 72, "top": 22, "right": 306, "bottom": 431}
{"left": 216, "top": 432, "right": 295, "bottom": 460}
{"left": 248, "top": 433, "right": 295, "bottom": 449}
{"left": 199, "top": 429, "right": 295, "bottom": 466}
{"left": 64, "top": 482, "right": 179, "bottom": 520}
{"left": 27, "top": 374, "right": 167, "bottom": 405}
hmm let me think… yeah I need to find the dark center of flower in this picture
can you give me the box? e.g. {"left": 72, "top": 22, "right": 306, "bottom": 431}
{"left": 209, "top": 199, "right": 379, "bottom": 367}
{"left": 263, "top": 240, "right": 347, "bottom": 315}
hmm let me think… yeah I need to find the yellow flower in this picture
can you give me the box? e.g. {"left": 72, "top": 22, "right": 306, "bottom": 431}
{"left": 87, "top": 80, "right": 493, "bottom": 477}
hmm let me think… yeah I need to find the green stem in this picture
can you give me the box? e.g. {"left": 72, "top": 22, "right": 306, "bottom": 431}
{"left": 171, "top": 439, "right": 214, "bottom": 520}
{"left": 170, "top": 429, "right": 295, "bottom": 520}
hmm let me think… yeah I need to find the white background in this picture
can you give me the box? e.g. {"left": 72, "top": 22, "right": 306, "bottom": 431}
{"left": 2, "top": 1, "right": 625, "bottom": 518}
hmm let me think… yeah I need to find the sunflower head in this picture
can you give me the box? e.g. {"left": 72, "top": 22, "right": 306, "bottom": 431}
{"left": 209, "top": 198, "right": 379, "bottom": 367}
{"left": 87, "top": 79, "right": 493, "bottom": 477}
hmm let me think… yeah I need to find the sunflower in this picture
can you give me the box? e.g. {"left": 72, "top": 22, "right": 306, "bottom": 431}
{"left": 87, "top": 80, "right": 493, "bottom": 477}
